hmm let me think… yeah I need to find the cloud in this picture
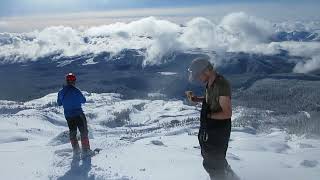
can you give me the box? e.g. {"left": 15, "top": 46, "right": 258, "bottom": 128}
{"left": 180, "top": 17, "right": 224, "bottom": 50}
{"left": 0, "top": 12, "right": 320, "bottom": 73}
{"left": 293, "top": 56, "right": 320, "bottom": 73}
{"left": 220, "top": 12, "right": 273, "bottom": 43}
{"left": 84, "top": 16, "right": 182, "bottom": 65}
{"left": 269, "top": 41, "right": 320, "bottom": 73}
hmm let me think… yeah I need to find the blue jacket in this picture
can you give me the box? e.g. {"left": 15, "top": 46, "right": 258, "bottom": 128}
{"left": 57, "top": 85, "right": 86, "bottom": 118}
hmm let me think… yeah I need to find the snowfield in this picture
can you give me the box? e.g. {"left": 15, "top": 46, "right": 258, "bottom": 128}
{"left": 0, "top": 92, "right": 319, "bottom": 180}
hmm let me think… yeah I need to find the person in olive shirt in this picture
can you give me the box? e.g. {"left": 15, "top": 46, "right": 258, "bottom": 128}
{"left": 187, "top": 57, "right": 238, "bottom": 180}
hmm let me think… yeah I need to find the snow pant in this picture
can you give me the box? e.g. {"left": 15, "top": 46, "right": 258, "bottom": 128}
{"left": 66, "top": 113, "right": 90, "bottom": 151}
{"left": 198, "top": 119, "right": 232, "bottom": 180}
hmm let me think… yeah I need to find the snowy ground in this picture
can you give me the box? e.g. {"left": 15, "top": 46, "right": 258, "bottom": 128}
{"left": 0, "top": 92, "right": 319, "bottom": 180}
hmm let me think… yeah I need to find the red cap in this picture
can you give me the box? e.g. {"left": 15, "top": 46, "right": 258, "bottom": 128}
{"left": 66, "top": 73, "right": 76, "bottom": 82}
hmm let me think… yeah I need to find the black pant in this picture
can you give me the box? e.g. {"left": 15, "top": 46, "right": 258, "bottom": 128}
{"left": 198, "top": 119, "right": 232, "bottom": 180}
{"left": 66, "top": 113, "right": 89, "bottom": 142}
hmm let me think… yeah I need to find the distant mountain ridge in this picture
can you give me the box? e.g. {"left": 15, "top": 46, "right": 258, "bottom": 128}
{"left": 0, "top": 48, "right": 319, "bottom": 114}
{"left": 272, "top": 31, "right": 320, "bottom": 42}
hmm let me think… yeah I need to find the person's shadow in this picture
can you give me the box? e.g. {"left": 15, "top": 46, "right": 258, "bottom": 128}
{"left": 57, "top": 156, "right": 95, "bottom": 180}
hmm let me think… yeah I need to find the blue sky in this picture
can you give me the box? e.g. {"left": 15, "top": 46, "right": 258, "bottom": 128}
{"left": 1, "top": 0, "right": 319, "bottom": 17}
{"left": 1, "top": 0, "right": 319, "bottom": 32}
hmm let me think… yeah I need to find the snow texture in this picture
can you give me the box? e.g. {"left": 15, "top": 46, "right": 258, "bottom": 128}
{"left": 0, "top": 92, "right": 319, "bottom": 180}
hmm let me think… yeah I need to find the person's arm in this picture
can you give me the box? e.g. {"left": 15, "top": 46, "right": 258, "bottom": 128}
{"left": 57, "top": 91, "right": 62, "bottom": 106}
{"left": 191, "top": 96, "right": 205, "bottom": 103}
{"left": 209, "top": 78, "right": 232, "bottom": 120}
{"left": 186, "top": 91, "right": 204, "bottom": 103}
{"left": 79, "top": 91, "right": 86, "bottom": 104}
{"left": 209, "top": 96, "right": 232, "bottom": 120}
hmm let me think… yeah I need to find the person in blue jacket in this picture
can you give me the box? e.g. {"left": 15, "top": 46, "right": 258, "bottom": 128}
{"left": 57, "top": 73, "right": 92, "bottom": 157}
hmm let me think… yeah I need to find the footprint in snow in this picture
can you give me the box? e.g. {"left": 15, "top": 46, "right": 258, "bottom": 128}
{"left": 300, "top": 160, "right": 319, "bottom": 168}
{"left": 150, "top": 140, "right": 165, "bottom": 146}
{"left": 54, "top": 148, "right": 73, "bottom": 158}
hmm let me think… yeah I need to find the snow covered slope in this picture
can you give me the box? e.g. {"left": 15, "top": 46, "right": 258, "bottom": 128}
{"left": 0, "top": 92, "right": 319, "bottom": 180}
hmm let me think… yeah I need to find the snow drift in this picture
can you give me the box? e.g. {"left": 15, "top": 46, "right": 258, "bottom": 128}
{"left": 0, "top": 92, "right": 319, "bottom": 180}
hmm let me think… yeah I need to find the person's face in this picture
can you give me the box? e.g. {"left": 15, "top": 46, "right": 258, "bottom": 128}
{"left": 197, "top": 70, "right": 209, "bottom": 84}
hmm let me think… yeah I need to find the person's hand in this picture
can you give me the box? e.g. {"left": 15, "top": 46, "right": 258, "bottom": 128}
{"left": 185, "top": 91, "right": 193, "bottom": 101}
{"left": 186, "top": 91, "right": 198, "bottom": 102}
{"left": 190, "top": 96, "right": 198, "bottom": 102}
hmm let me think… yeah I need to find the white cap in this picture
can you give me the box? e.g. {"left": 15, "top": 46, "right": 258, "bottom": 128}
{"left": 188, "top": 57, "right": 213, "bottom": 81}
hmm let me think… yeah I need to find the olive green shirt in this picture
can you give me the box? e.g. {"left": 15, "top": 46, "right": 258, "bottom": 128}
{"left": 205, "top": 75, "right": 231, "bottom": 113}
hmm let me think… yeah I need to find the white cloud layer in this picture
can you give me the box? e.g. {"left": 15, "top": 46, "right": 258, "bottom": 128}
{"left": 0, "top": 12, "right": 320, "bottom": 73}
{"left": 293, "top": 56, "right": 320, "bottom": 73}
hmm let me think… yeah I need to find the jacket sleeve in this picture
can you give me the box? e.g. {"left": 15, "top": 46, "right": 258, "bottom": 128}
{"left": 57, "top": 91, "right": 63, "bottom": 106}
{"left": 79, "top": 91, "right": 86, "bottom": 104}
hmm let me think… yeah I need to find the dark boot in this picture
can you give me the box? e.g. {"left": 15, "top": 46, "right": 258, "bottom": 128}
{"left": 81, "top": 137, "right": 94, "bottom": 158}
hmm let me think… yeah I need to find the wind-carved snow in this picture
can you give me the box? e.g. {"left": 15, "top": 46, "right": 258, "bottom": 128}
{"left": 0, "top": 92, "right": 319, "bottom": 180}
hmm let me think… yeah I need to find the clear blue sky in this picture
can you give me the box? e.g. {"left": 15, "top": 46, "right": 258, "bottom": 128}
{"left": 1, "top": 0, "right": 319, "bottom": 17}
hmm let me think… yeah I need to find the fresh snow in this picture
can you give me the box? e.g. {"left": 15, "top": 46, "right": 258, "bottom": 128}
{"left": 0, "top": 92, "right": 319, "bottom": 180}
